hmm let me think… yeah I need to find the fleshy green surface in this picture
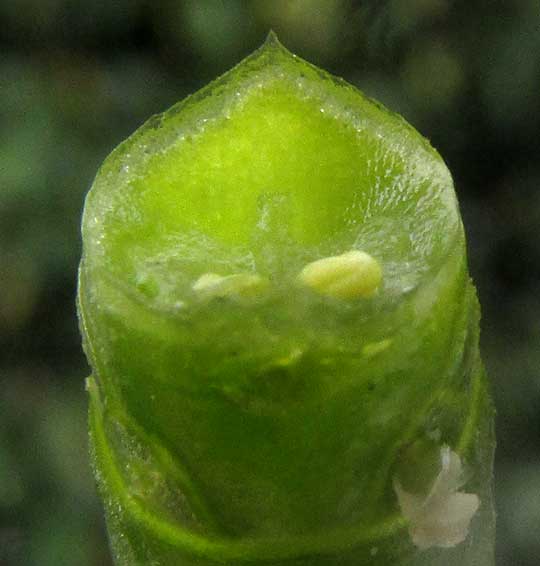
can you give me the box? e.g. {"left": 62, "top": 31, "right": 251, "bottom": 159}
{"left": 78, "top": 34, "right": 495, "bottom": 565}
{"left": 84, "top": 34, "right": 458, "bottom": 308}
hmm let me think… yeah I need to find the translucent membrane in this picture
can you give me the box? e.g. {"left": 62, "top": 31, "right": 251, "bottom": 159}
{"left": 79, "top": 34, "right": 494, "bottom": 565}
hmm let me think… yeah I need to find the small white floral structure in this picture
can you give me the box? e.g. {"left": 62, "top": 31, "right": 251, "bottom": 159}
{"left": 394, "top": 446, "right": 480, "bottom": 550}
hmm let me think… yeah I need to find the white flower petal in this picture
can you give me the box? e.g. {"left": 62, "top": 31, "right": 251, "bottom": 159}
{"left": 394, "top": 446, "right": 480, "bottom": 550}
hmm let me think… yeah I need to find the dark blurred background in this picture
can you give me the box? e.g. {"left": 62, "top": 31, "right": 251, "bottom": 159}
{"left": 1, "top": 1, "right": 539, "bottom": 565}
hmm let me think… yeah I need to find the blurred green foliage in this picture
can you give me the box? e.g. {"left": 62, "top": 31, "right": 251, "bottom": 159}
{"left": 1, "top": 1, "right": 539, "bottom": 565}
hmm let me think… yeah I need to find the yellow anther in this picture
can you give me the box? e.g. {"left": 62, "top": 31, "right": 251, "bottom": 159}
{"left": 298, "top": 250, "right": 382, "bottom": 299}
{"left": 192, "top": 272, "right": 268, "bottom": 300}
{"left": 362, "top": 339, "right": 392, "bottom": 358}
{"left": 192, "top": 273, "right": 223, "bottom": 292}
{"left": 275, "top": 347, "right": 304, "bottom": 367}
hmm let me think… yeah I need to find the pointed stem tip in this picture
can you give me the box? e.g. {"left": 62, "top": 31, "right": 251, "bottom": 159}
{"left": 264, "top": 29, "right": 287, "bottom": 51}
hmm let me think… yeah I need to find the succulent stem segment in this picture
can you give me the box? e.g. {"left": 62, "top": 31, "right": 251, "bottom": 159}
{"left": 78, "top": 33, "right": 495, "bottom": 565}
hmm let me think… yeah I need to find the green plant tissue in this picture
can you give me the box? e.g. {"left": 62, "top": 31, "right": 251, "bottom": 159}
{"left": 78, "top": 34, "right": 495, "bottom": 566}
